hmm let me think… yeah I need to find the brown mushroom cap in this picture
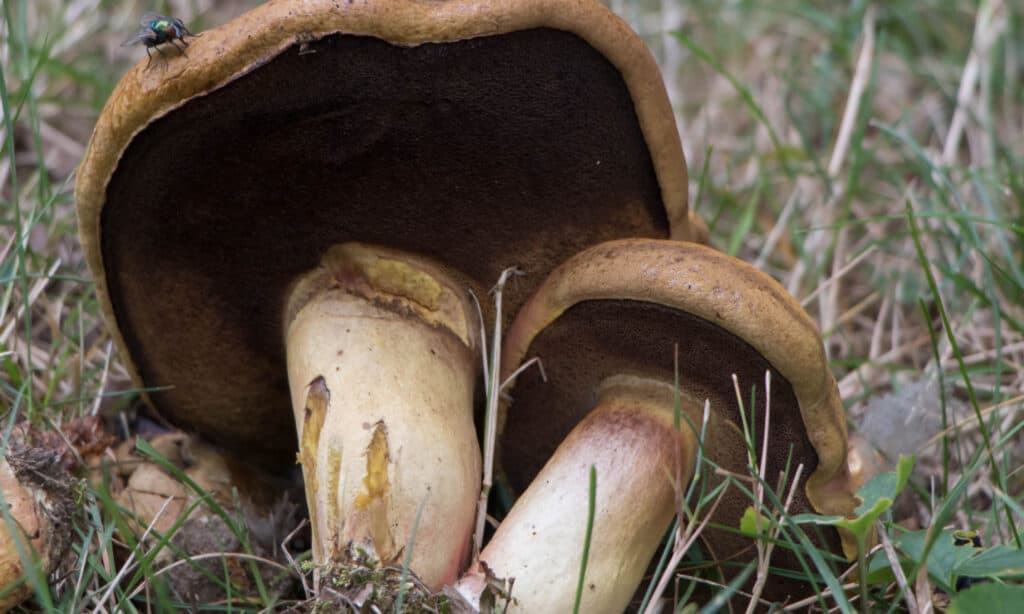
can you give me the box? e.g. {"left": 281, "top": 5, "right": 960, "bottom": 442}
{"left": 500, "top": 238, "right": 860, "bottom": 598}
{"left": 74, "top": 0, "right": 698, "bottom": 465}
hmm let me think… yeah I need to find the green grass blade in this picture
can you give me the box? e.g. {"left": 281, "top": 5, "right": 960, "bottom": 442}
{"left": 671, "top": 32, "right": 794, "bottom": 178}
{"left": 572, "top": 465, "right": 597, "bottom": 614}
{"left": 905, "top": 199, "right": 1020, "bottom": 548}
{"left": 394, "top": 495, "right": 427, "bottom": 612}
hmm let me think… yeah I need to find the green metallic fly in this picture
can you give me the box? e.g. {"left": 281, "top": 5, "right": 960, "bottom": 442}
{"left": 122, "top": 13, "right": 199, "bottom": 68}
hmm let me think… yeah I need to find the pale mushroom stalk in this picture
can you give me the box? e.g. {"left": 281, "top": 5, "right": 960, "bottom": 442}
{"left": 284, "top": 244, "right": 480, "bottom": 585}
{"left": 456, "top": 376, "right": 698, "bottom": 613}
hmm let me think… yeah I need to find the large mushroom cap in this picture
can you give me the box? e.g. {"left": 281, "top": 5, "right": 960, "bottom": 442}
{"left": 74, "top": 0, "right": 699, "bottom": 464}
{"left": 500, "top": 238, "right": 860, "bottom": 599}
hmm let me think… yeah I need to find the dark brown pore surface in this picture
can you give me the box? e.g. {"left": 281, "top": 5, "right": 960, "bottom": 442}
{"left": 102, "top": 29, "right": 669, "bottom": 465}
{"left": 502, "top": 300, "right": 841, "bottom": 599}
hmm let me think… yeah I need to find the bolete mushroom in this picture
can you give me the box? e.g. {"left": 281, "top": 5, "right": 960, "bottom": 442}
{"left": 458, "top": 239, "right": 860, "bottom": 611}
{"left": 74, "top": 0, "right": 703, "bottom": 588}
{"left": 0, "top": 429, "right": 81, "bottom": 611}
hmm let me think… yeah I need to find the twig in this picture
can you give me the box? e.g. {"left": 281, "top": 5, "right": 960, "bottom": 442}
{"left": 281, "top": 518, "right": 312, "bottom": 599}
{"left": 878, "top": 522, "right": 918, "bottom": 614}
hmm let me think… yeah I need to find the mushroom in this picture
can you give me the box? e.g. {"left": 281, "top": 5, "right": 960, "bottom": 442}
{"left": 457, "top": 239, "right": 860, "bottom": 611}
{"left": 74, "top": 0, "right": 703, "bottom": 588}
{"left": 0, "top": 430, "right": 80, "bottom": 611}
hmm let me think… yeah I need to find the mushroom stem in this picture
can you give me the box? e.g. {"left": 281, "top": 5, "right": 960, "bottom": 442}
{"left": 284, "top": 243, "right": 481, "bottom": 589}
{"left": 455, "top": 375, "right": 699, "bottom": 613}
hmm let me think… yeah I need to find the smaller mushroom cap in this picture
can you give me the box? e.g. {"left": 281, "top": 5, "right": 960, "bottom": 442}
{"left": 500, "top": 238, "right": 860, "bottom": 598}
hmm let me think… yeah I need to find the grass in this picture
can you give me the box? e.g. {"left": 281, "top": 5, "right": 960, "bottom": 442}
{"left": 572, "top": 465, "right": 597, "bottom": 614}
{"left": 2, "top": 0, "right": 1023, "bottom": 611}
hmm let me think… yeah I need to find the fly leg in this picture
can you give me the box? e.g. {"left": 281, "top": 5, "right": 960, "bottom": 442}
{"left": 153, "top": 44, "right": 168, "bottom": 70}
{"left": 169, "top": 38, "right": 189, "bottom": 58}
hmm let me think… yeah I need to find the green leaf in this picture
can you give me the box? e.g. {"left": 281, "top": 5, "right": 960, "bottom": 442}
{"left": 859, "top": 528, "right": 1013, "bottom": 593}
{"left": 855, "top": 454, "right": 914, "bottom": 516}
{"left": 740, "top": 506, "right": 772, "bottom": 535}
{"left": 896, "top": 529, "right": 968, "bottom": 592}
{"left": 862, "top": 549, "right": 896, "bottom": 585}
{"left": 790, "top": 455, "right": 916, "bottom": 544}
{"left": 949, "top": 582, "right": 1024, "bottom": 614}
{"left": 955, "top": 545, "right": 1024, "bottom": 579}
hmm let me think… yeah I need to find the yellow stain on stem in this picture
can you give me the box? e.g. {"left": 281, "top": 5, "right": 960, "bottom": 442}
{"left": 355, "top": 421, "right": 391, "bottom": 508}
{"left": 300, "top": 376, "right": 329, "bottom": 561}
{"left": 326, "top": 445, "right": 343, "bottom": 552}
{"left": 355, "top": 421, "right": 396, "bottom": 562}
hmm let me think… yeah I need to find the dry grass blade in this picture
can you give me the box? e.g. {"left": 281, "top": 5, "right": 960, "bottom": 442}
{"left": 642, "top": 401, "right": 730, "bottom": 614}
{"left": 282, "top": 518, "right": 312, "bottom": 599}
{"left": 942, "top": 0, "right": 1007, "bottom": 165}
{"left": 90, "top": 495, "right": 175, "bottom": 612}
{"left": 0, "top": 259, "right": 61, "bottom": 345}
{"left": 878, "top": 523, "right": 918, "bottom": 614}
{"left": 800, "top": 232, "right": 878, "bottom": 310}
{"left": 88, "top": 340, "right": 113, "bottom": 417}
{"left": 472, "top": 266, "right": 524, "bottom": 557}
{"left": 827, "top": 4, "right": 878, "bottom": 179}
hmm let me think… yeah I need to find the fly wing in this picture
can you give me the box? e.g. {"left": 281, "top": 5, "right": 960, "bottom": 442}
{"left": 139, "top": 12, "right": 167, "bottom": 26}
{"left": 173, "top": 18, "right": 195, "bottom": 37}
{"left": 122, "top": 28, "right": 157, "bottom": 47}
